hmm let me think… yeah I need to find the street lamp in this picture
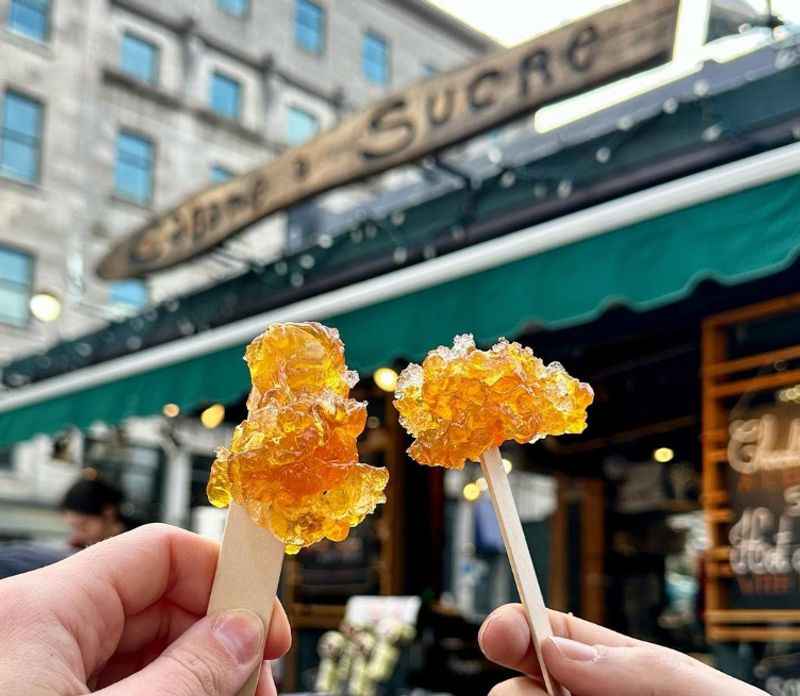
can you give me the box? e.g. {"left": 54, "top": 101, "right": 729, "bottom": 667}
{"left": 29, "top": 291, "right": 62, "bottom": 322}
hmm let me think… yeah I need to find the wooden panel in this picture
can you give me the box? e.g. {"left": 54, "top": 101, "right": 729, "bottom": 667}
{"left": 708, "top": 610, "right": 800, "bottom": 624}
{"left": 703, "top": 292, "right": 800, "bottom": 328}
{"left": 703, "top": 344, "right": 800, "bottom": 378}
{"left": 97, "top": 0, "right": 679, "bottom": 279}
{"left": 705, "top": 509, "right": 733, "bottom": 523}
{"left": 709, "top": 368, "right": 800, "bottom": 398}
{"left": 709, "top": 627, "right": 800, "bottom": 642}
{"left": 581, "top": 479, "right": 605, "bottom": 625}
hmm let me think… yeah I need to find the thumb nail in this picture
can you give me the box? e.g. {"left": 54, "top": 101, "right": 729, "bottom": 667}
{"left": 550, "top": 636, "right": 598, "bottom": 662}
{"left": 212, "top": 610, "right": 264, "bottom": 665}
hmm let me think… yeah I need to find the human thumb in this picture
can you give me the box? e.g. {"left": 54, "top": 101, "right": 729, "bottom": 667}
{"left": 541, "top": 636, "right": 768, "bottom": 696}
{"left": 98, "top": 610, "right": 266, "bottom": 696}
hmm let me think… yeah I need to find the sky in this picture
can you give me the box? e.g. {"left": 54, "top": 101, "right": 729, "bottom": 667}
{"left": 428, "top": 0, "right": 800, "bottom": 47}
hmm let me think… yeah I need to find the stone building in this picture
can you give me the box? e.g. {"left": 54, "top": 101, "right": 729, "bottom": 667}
{"left": 0, "top": 0, "right": 493, "bottom": 538}
{"left": 0, "top": 0, "right": 493, "bottom": 360}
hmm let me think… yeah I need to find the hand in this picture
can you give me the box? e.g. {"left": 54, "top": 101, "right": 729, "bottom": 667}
{"left": 0, "top": 523, "right": 291, "bottom": 696}
{"left": 478, "top": 604, "right": 768, "bottom": 696}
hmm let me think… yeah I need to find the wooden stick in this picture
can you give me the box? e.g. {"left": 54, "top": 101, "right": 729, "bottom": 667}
{"left": 480, "top": 446, "right": 569, "bottom": 696}
{"left": 207, "top": 502, "right": 285, "bottom": 696}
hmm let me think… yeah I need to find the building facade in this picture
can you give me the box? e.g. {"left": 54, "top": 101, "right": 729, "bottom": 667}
{"left": 0, "top": 0, "right": 493, "bottom": 538}
{"left": 0, "top": 0, "right": 492, "bottom": 361}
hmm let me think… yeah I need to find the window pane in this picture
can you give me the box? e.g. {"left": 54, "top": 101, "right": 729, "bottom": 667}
{"left": 210, "top": 72, "right": 241, "bottom": 120}
{"left": 115, "top": 132, "right": 153, "bottom": 204}
{"left": 363, "top": 32, "right": 389, "bottom": 85}
{"left": 4, "top": 93, "right": 41, "bottom": 138}
{"left": 217, "top": 0, "right": 248, "bottom": 17}
{"left": 1, "top": 138, "right": 38, "bottom": 181}
{"left": 8, "top": 0, "right": 49, "bottom": 41}
{"left": 110, "top": 279, "right": 148, "bottom": 308}
{"left": 296, "top": 0, "right": 324, "bottom": 53}
{"left": 121, "top": 33, "right": 158, "bottom": 85}
{"left": 211, "top": 165, "right": 233, "bottom": 183}
{"left": 286, "top": 107, "right": 319, "bottom": 146}
{"left": 0, "top": 284, "right": 30, "bottom": 326}
{"left": 0, "top": 246, "right": 32, "bottom": 326}
{"left": 118, "top": 131, "right": 152, "bottom": 161}
{"left": 1, "top": 92, "right": 42, "bottom": 182}
{"left": 0, "top": 247, "right": 32, "bottom": 284}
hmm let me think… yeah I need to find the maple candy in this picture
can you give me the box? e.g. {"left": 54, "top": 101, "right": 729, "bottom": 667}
{"left": 207, "top": 322, "right": 389, "bottom": 554}
{"left": 394, "top": 334, "right": 593, "bottom": 469}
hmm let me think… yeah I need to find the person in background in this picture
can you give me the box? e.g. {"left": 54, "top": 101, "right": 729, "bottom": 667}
{"left": 61, "top": 476, "right": 130, "bottom": 549}
{"left": 0, "top": 475, "right": 129, "bottom": 578}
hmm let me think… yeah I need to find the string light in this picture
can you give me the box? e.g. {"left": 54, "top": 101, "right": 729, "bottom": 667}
{"left": 463, "top": 482, "right": 481, "bottom": 501}
{"left": 30, "top": 292, "right": 61, "bottom": 322}
{"left": 476, "top": 477, "right": 488, "bottom": 491}
{"left": 201, "top": 404, "right": 225, "bottom": 429}
{"left": 162, "top": 403, "right": 180, "bottom": 418}
{"left": 373, "top": 367, "right": 399, "bottom": 392}
{"left": 654, "top": 447, "right": 674, "bottom": 463}
{"left": 502, "top": 458, "right": 513, "bottom": 473}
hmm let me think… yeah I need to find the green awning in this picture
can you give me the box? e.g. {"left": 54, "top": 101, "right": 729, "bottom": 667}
{"left": 2, "top": 166, "right": 800, "bottom": 447}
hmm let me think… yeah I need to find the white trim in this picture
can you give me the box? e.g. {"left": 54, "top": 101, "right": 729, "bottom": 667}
{"left": 4, "top": 140, "right": 800, "bottom": 414}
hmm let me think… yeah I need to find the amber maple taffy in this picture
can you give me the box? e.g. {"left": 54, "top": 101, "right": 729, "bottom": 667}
{"left": 394, "top": 335, "right": 593, "bottom": 696}
{"left": 206, "top": 322, "right": 389, "bottom": 696}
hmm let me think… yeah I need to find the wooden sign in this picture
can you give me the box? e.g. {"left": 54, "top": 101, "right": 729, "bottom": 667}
{"left": 97, "top": 0, "right": 679, "bottom": 279}
{"left": 727, "top": 411, "right": 800, "bottom": 610}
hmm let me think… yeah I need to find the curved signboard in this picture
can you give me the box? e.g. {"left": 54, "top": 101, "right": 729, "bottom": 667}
{"left": 97, "top": 0, "right": 679, "bottom": 279}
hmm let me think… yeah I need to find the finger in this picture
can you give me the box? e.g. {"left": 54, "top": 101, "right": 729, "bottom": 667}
{"left": 488, "top": 676, "right": 548, "bottom": 696}
{"left": 41, "top": 524, "right": 220, "bottom": 673}
{"left": 115, "top": 599, "right": 199, "bottom": 654}
{"left": 479, "top": 605, "right": 639, "bottom": 677}
{"left": 255, "top": 661, "right": 277, "bottom": 696}
{"left": 97, "top": 609, "right": 265, "bottom": 696}
{"left": 542, "top": 637, "right": 765, "bottom": 696}
{"left": 53, "top": 524, "right": 220, "bottom": 617}
{"left": 264, "top": 599, "right": 291, "bottom": 660}
{"left": 97, "top": 598, "right": 290, "bottom": 687}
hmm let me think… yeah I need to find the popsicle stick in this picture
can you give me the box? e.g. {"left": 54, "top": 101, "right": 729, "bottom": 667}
{"left": 479, "top": 446, "right": 569, "bottom": 696}
{"left": 207, "top": 502, "right": 285, "bottom": 696}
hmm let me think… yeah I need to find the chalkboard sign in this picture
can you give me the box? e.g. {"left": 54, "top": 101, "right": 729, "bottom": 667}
{"left": 756, "top": 653, "right": 800, "bottom": 696}
{"left": 727, "top": 409, "right": 800, "bottom": 610}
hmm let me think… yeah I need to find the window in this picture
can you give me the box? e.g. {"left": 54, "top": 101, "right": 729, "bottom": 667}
{"left": 216, "top": 0, "right": 248, "bottom": 17}
{"left": 110, "top": 279, "right": 147, "bottom": 309}
{"left": 0, "top": 246, "right": 33, "bottom": 327}
{"left": 286, "top": 106, "right": 319, "bottom": 146}
{"left": 210, "top": 71, "right": 241, "bottom": 121}
{"left": 363, "top": 31, "right": 389, "bottom": 85}
{"left": 295, "top": 0, "right": 324, "bottom": 54}
{"left": 120, "top": 32, "right": 159, "bottom": 85}
{"left": 0, "top": 447, "right": 12, "bottom": 471}
{"left": 1, "top": 91, "right": 43, "bottom": 183}
{"left": 210, "top": 164, "right": 234, "bottom": 183}
{"left": 115, "top": 131, "right": 154, "bottom": 204}
{"left": 7, "top": 0, "right": 50, "bottom": 42}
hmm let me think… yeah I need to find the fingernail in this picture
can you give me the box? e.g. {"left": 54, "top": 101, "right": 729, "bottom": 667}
{"left": 213, "top": 610, "right": 264, "bottom": 664}
{"left": 550, "top": 636, "right": 598, "bottom": 662}
{"left": 477, "top": 610, "right": 499, "bottom": 650}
